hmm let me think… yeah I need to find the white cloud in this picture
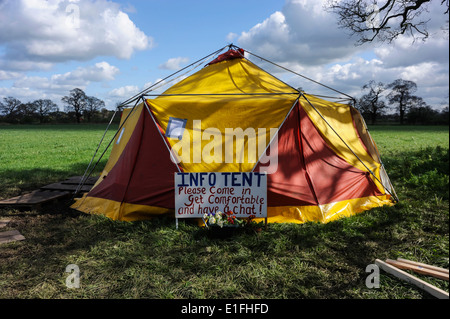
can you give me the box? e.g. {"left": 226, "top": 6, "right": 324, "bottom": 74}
{"left": 55, "top": 62, "right": 120, "bottom": 83}
{"left": 121, "top": 3, "right": 137, "bottom": 14}
{"left": 329, "top": 64, "right": 362, "bottom": 81}
{"left": 14, "top": 61, "right": 118, "bottom": 89}
{"left": 3, "top": 61, "right": 119, "bottom": 105}
{"left": 237, "top": 1, "right": 358, "bottom": 66}
{"left": 0, "top": 70, "right": 22, "bottom": 81}
{"left": 0, "top": 0, "right": 153, "bottom": 71}
{"left": 108, "top": 85, "right": 140, "bottom": 98}
{"left": 159, "top": 57, "right": 190, "bottom": 70}
{"left": 374, "top": 36, "right": 449, "bottom": 68}
{"left": 226, "top": 32, "right": 238, "bottom": 43}
{"left": 0, "top": 86, "right": 42, "bottom": 100}
{"left": 234, "top": 0, "right": 449, "bottom": 108}
{"left": 107, "top": 78, "right": 171, "bottom": 102}
{"left": 0, "top": 0, "right": 147, "bottom": 106}
{"left": 238, "top": 11, "right": 291, "bottom": 61}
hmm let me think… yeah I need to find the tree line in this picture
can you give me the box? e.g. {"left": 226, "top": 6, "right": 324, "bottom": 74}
{"left": 1, "top": 83, "right": 448, "bottom": 125}
{"left": 357, "top": 78, "right": 449, "bottom": 125}
{"left": 0, "top": 88, "right": 117, "bottom": 124}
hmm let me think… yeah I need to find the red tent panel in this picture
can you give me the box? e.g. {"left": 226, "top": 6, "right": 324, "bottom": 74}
{"left": 256, "top": 102, "right": 382, "bottom": 206}
{"left": 88, "top": 109, "right": 179, "bottom": 209}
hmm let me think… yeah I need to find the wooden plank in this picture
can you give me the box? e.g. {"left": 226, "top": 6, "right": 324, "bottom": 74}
{"left": 397, "top": 258, "right": 449, "bottom": 274}
{"left": 386, "top": 259, "right": 449, "bottom": 281}
{"left": 375, "top": 259, "right": 449, "bottom": 299}
{"left": 61, "top": 176, "right": 98, "bottom": 185}
{"left": 0, "top": 190, "right": 70, "bottom": 206}
{"left": 0, "top": 219, "right": 11, "bottom": 228}
{"left": 0, "top": 229, "right": 25, "bottom": 244}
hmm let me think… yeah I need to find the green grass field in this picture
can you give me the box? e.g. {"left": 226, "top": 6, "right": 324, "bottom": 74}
{"left": 0, "top": 124, "right": 115, "bottom": 198}
{"left": 0, "top": 124, "right": 448, "bottom": 300}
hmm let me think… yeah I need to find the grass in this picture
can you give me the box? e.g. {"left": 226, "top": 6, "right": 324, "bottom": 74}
{"left": 0, "top": 124, "right": 448, "bottom": 300}
{"left": 0, "top": 124, "right": 115, "bottom": 198}
{"left": 368, "top": 125, "right": 449, "bottom": 154}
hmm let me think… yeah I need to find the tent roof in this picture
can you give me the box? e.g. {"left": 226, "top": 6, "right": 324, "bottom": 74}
{"left": 144, "top": 57, "right": 300, "bottom": 173}
{"left": 157, "top": 57, "right": 298, "bottom": 97}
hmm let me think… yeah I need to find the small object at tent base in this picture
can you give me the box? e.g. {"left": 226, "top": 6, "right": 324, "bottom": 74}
{"left": 375, "top": 259, "right": 449, "bottom": 299}
{"left": 0, "top": 229, "right": 25, "bottom": 245}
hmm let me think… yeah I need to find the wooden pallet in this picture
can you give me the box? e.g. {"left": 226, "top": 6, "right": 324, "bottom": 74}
{"left": 0, "top": 176, "right": 98, "bottom": 208}
{"left": 0, "top": 229, "right": 26, "bottom": 244}
{"left": 0, "top": 219, "right": 11, "bottom": 228}
{"left": 60, "top": 176, "right": 99, "bottom": 186}
{"left": 0, "top": 190, "right": 71, "bottom": 208}
{"left": 41, "top": 175, "right": 98, "bottom": 190}
{"left": 40, "top": 182, "right": 92, "bottom": 193}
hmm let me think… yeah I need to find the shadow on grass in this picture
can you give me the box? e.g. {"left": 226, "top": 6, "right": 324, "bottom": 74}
{"left": 1, "top": 147, "right": 448, "bottom": 298}
{"left": 382, "top": 146, "right": 449, "bottom": 200}
{"left": 0, "top": 160, "right": 108, "bottom": 199}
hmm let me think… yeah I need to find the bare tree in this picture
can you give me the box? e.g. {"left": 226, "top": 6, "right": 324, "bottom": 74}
{"left": 358, "top": 80, "right": 388, "bottom": 124}
{"left": 16, "top": 102, "right": 37, "bottom": 123}
{"left": 326, "top": 0, "right": 449, "bottom": 45}
{"left": 84, "top": 96, "right": 105, "bottom": 122}
{"left": 0, "top": 96, "right": 22, "bottom": 120}
{"left": 406, "top": 97, "right": 437, "bottom": 124}
{"left": 62, "top": 88, "right": 87, "bottom": 123}
{"left": 32, "top": 99, "right": 59, "bottom": 123}
{"left": 386, "top": 79, "right": 418, "bottom": 124}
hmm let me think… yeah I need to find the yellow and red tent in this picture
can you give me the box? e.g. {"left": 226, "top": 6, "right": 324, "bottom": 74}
{"left": 71, "top": 46, "right": 397, "bottom": 223}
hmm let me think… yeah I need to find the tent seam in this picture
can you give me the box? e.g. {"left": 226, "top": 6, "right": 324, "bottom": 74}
{"left": 144, "top": 100, "right": 183, "bottom": 173}
{"left": 251, "top": 95, "right": 301, "bottom": 172}
{"left": 300, "top": 93, "right": 398, "bottom": 203}
{"left": 297, "top": 103, "right": 321, "bottom": 210}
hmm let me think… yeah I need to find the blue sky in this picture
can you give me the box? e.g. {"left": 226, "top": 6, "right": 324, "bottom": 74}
{"left": 0, "top": 0, "right": 448, "bottom": 110}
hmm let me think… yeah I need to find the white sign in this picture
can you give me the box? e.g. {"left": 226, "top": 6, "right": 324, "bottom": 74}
{"left": 175, "top": 172, "right": 267, "bottom": 219}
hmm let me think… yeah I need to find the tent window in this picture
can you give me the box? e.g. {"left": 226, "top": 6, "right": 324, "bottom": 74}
{"left": 166, "top": 117, "right": 187, "bottom": 140}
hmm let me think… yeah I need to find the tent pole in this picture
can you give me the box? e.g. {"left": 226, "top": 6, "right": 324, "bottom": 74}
{"left": 251, "top": 95, "right": 301, "bottom": 172}
{"left": 73, "top": 107, "right": 119, "bottom": 198}
{"left": 143, "top": 100, "right": 182, "bottom": 173}
{"left": 72, "top": 97, "right": 142, "bottom": 199}
{"left": 355, "top": 108, "right": 399, "bottom": 201}
{"left": 143, "top": 93, "right": 299, "bottom": 97}
{"left": 243, "top": 48, "right": 356, "bottom": 103}
{"left": 72, "top": 46, "right": 229, "bottom": 198}
{"left": 117, "top": 45, "right": 229, "bottom": 108}
{"left": 300, "top": 93, "right": 399, "bottom": 202}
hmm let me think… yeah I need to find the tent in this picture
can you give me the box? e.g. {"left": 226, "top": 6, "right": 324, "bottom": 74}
{"left": 71, "top": 45, "right": 397, "bottom": 224}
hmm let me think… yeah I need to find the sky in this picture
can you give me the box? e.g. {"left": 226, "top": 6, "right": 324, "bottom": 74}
{"left": 0, "top": 0, "right": 448, "bottom": 111}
